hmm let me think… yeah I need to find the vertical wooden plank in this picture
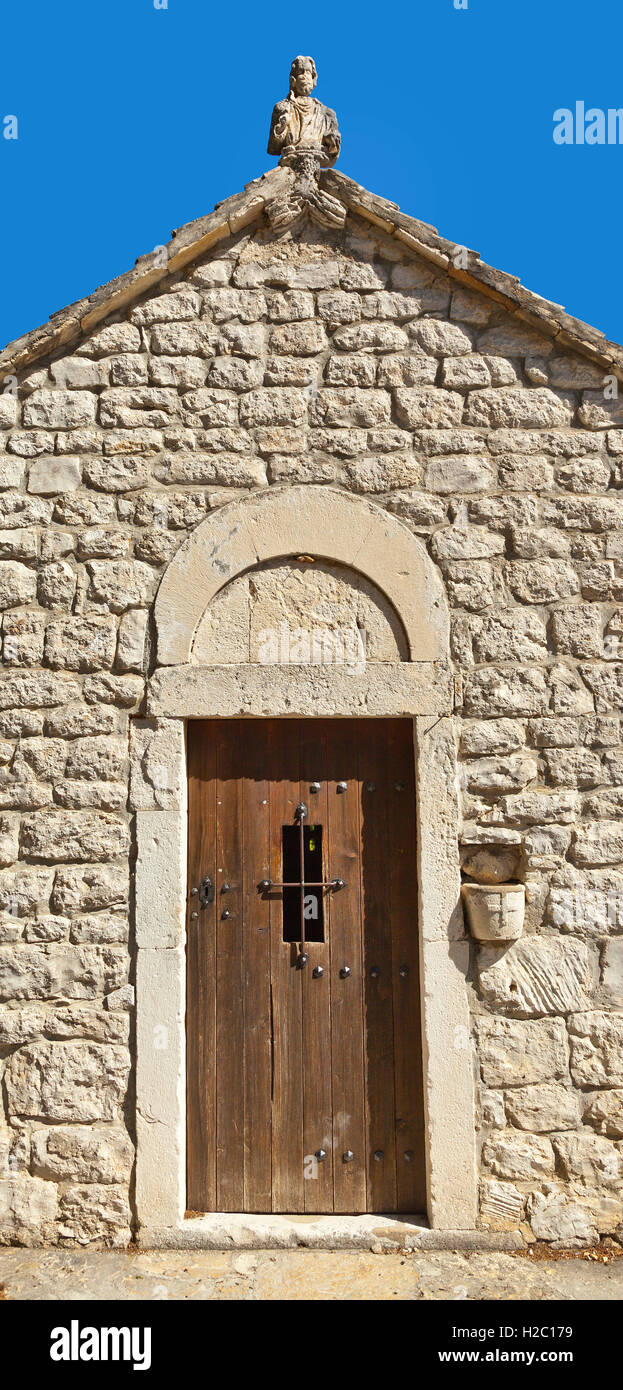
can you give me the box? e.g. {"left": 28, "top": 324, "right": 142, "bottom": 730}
{"left": 242, "top": 719, "right": 272, "bottom": 1211}
{"left": 327, "top": 720, "right": 367, "bottom": 1213}
{"left": 360, "top": 720, "right": 398, "bottom": 1212}
{"left": 215, "top": 722, "right": 244, "bottom": 1210}
{"left": 186, "top": 720, "right": 217, "bottom": 1212}
{"left": 388, "top": 720, "right": 426, "bottom": 1212}
{"left": 299, "top": 719, "right": 334, "bottom": 1213}
{"left": 269, "top": 719, "right": 304, "bottom": 1212}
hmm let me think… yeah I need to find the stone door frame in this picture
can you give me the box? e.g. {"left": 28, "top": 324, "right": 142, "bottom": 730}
{"left": 133, "top": 488, "right": 478, "bottom": 1242}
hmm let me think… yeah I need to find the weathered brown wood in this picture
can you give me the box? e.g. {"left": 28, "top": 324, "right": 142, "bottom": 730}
{"left": 215, "top": 726, "right": 244, "bottom": 1210}
{"left": 327, "top": 720, "right": 367, "bottom": 1213}
{"left": 269, "top": 720, "right": 304, "bottom": 1212}
{"left": 360, "top": 721, "right": 398, "bottom": 1212}
{"left": 186, "top": 716, "right": 424, "bottom": 1216}
{"left": 186, "top": 721, "right": 217, "bottom": 1212}
{"left": 387, "top": 721, "right": 426, "bottom": 1212}
{"left": 242, "top": 722, "right": 272, "bottom": 1211}
{"left": 300, "top": 720, "right": 333, "bottom": 1213}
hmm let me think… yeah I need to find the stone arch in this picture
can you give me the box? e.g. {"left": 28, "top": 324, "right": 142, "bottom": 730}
{"left": 154, "top": 485, "right": 449, "bottom": 666}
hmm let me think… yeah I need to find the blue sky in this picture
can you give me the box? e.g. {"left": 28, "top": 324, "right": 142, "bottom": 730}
{"left": 1, "top": 0, "right": 622, "bottom": 349}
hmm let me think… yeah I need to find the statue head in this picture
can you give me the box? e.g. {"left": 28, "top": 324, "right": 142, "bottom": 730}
{"left": 289, "top": 55, "right": 317, "bottom": 98}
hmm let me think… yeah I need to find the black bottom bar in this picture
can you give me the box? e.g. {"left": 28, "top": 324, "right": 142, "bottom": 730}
{"left": 1, "top": 1297, "right": 613, "bottom": 1374}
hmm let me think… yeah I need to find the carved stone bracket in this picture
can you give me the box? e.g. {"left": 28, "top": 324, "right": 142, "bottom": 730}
{"left": 265, "top": 154, "right": 346, "bottom": 233}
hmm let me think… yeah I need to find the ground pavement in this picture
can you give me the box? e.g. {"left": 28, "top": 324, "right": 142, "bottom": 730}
{"left": 0, "top": 1246, "right": 622, "bottom": 1300}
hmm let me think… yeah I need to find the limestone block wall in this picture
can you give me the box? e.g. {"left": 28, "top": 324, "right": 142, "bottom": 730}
{"left": 1, "top": 209, "right": 622, "bottom": 1246}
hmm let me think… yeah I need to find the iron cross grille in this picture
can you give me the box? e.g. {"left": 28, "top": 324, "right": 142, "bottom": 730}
{"left": 259, "top": 802, "right": 345, "bottom": 965}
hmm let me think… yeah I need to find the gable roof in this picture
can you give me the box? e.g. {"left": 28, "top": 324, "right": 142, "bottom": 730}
{"left": 2, "top": 162, "right": 622, "bottom": 382}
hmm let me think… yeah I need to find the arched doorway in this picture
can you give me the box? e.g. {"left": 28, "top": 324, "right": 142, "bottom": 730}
{"left": 134, "top": 487, "right": 478, "bottom": 1240}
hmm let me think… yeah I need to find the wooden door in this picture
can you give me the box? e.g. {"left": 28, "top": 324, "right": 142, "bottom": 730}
{"left": 186, "top": 718, "right": 425, "bottom": 1215}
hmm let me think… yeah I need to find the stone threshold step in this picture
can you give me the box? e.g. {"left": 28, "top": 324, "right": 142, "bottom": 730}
{"left": 138, "top": 1214, "right": 525, "bottom": 1252}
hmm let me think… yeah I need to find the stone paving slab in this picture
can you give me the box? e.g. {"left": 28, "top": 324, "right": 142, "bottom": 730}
{"left": 0, "top": 1248, "right": 622, "bottom": 1301}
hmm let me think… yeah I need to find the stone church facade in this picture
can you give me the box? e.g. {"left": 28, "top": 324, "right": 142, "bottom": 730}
{"left": 1, "top": 62, "right": 623, "bottom": 1250}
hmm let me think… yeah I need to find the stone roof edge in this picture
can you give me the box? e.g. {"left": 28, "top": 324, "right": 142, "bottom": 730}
{"left": 1, "top": 160, "right": 622, "bottom": 382}
{"left": 325, "top": 170, "right": 623, "bottom": 376}
{"left": 0, "top": 165, "right": 292, "bottom": 381}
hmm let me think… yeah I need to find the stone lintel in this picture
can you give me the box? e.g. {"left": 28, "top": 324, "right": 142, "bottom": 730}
{"left": 146, "top": 663, "right": 454, "bottom": 720}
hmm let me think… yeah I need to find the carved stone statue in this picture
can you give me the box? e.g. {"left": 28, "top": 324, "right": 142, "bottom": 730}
{"left": 265, "top": 57, "right": 345, "bottom": 233}
{"left": 268, "top": 56, "right": 341, "bottom": 169}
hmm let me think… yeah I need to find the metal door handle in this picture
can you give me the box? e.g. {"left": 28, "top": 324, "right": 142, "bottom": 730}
{"left": 199, "top": 876, "right": 215, "bottom": 907}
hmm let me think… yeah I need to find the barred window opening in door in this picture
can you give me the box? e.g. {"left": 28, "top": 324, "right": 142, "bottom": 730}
{"left": 281, "top": 823, "right": 325, "bottom": 943}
